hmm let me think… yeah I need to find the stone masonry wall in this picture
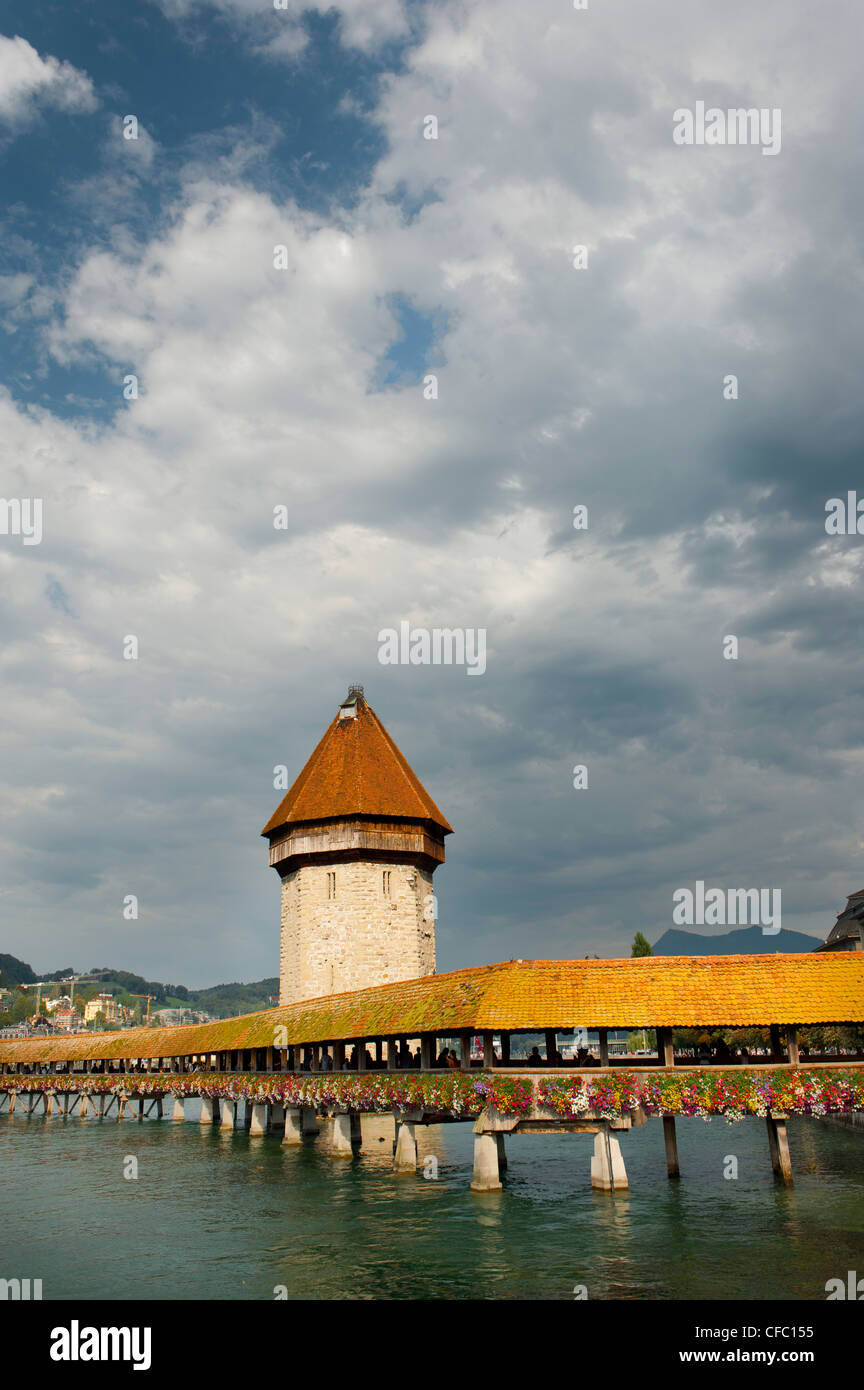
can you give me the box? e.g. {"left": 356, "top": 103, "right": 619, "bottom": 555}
{"left": 279, "top": 860, "right": 436, "bottom": 1004}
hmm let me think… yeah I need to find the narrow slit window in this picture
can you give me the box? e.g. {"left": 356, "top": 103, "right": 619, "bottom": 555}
{"left": 383, "top": 870, "right": 391, "bottom": 897}
{"left": 327, "top": 872, "right": 336, "bottom": 899}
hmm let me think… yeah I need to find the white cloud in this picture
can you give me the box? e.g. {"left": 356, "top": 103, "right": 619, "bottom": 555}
{"left": 3, "top": 0, "right": 863, "bottom": 980}
{"left": 0, "top": 34, "right": 98, "bottom": 126}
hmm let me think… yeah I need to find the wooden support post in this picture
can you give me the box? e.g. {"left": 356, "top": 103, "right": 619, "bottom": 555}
{"left": 386, "top": 1038, "right": 397, "bottom": 1071}
{"left": 663, "top": 1116, "right": 680, "bottom": 1178}
{"left": 598, "top": 1029, "right": 609, "bottom": 1067}
{"left": 769, "top": 1025, "right": 783, "bottom": 1063}
{"left": 787, "top": 1026, "right": 800, "bottom": 1066}
{"left": 501, "top": 1032, "right": 511, "bottom": 1065}
{"left": 375, "top": 1040, "right": 384, "bottom": 1066}
{"left": 766, "top": 1113, "right": 793, "bottom": 1185}
{"left": 460, "top": 1032, "right": 472, "bottom": 1070}
{"left": 544, "top": 1030, "right": 557, "bottom": 1065}
{"left": 334, "top": 1041, "right": 345, "bottom": 1070}
{"left": 420, "top": 1034, "right": 433, "bottom": 1070}
{"left": 483, "top": 1032, "right": 495, "bottom": 1068}
{"left": 265, "top": 1047, "right": 274, "bottom": 1073}
{"left": 354, "top": 1041, "right": 363, "bottom": 1072}
{"left": 658, "top": 1027, "right": 675, "bottom": 1068}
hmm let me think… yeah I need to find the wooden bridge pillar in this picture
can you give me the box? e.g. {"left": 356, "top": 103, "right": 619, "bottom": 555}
{"left": 663, "top": 1116, "right": 680, "bottom": 1178}
{"left": 766, "top": 1113, "right": 793, "bottom": 1185}
{"left": 598, "top": 1029, "right": 609, "bottom": 1067}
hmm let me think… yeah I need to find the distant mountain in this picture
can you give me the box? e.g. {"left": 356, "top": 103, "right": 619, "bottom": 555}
{"left": 652, "top": 926, "right": 822, "bottom": 956}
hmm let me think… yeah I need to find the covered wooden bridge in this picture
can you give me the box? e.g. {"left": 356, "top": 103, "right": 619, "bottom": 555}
{"left": 2, "top": 953, "right": 863, "bottom": 1192}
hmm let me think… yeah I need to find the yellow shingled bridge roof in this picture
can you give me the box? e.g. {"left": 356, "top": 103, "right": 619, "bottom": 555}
{"left": 1, "top": 954, "right": 862, "bottom": 1064}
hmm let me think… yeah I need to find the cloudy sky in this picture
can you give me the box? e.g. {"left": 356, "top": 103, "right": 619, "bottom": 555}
{"left": 1, "top": 0, "right": 862, "bottom": 987}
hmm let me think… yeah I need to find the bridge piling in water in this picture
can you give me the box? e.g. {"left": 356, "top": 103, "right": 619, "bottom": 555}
{"left": 250, "top": 1103, "right": 269, "bottom": 1136}
{"left": 329, "top": 1113, "right": 354, "bottom": 1155}
{"left": 220, "top": 1098, "right": 237, "bottom": 1130}
{"left": 393, "top": 1117, "right": 418, "bottom": 1173}
{"left": 282, "top": 1107, "right": 303, "bottom": 1145}
{"left": 470, "top": 1132, "right": 502, "bottom": 1192}
{"left": 766, "top": 1112, "right": 793, "bottom": 1185}
{"left": 590, "top": 1127, "right": 628, "bottom": 1191}
{"left": 663, "top": 1116, "right": 680, "bottom": 1178}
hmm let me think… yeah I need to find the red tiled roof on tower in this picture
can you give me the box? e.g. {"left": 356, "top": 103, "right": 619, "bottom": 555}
{"left": 261, "top": 687, "right": 453, "bottom": 837}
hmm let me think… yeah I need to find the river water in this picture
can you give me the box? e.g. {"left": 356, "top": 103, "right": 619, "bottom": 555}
{"left": 2, "top": 1105, "right": 862, "bottom": 1300}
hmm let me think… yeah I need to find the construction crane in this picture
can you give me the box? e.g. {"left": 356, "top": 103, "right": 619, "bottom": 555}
{"left": 129, "top": 993, "right": 156, "bottom": 1024}
{"left": 21, "top": 973, "right": 98, "bottom": 1015}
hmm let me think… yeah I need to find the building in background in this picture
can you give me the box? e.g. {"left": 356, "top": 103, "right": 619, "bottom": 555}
{"left": 816, "top": 889, "right": 864, "bottom": 952}
{"left": 83, "top": 993, "right": 130, "bottom": 1026}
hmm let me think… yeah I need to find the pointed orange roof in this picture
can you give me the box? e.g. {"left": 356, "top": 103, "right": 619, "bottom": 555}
{"left": 262, "top": 688, "right": 453, "bottom": 837}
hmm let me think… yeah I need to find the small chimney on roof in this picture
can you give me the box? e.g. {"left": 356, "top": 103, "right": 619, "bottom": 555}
{"left": 338, "top": 684, "right": 364, "bottom": 719}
